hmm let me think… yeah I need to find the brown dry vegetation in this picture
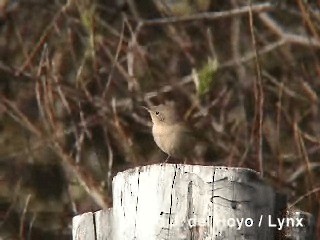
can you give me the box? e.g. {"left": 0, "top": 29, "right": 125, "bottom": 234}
{"left": 0, "top": 0, "right": 320, "bottom": 239}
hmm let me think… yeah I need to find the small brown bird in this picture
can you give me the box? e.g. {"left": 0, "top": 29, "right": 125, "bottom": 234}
{"left": 144, "top": 102, "right": 208, "bottom": 162}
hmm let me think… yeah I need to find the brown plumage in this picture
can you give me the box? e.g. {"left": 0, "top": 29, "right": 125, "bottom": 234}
{"left": 145, "top": 102, "right": 209, "bottom": 162}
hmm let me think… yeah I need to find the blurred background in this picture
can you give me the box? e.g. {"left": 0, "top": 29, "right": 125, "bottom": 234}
{"left": 0, "top": 0, "right": 320, "bottom": 238}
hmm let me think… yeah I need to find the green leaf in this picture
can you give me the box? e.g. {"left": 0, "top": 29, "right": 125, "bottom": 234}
{"left": 195, "top": 58, "right": 219, "bottom": 96}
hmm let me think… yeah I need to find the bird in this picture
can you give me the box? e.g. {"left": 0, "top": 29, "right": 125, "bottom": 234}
{"left": 144, "top": 102, "right": 209, "bottom": 163}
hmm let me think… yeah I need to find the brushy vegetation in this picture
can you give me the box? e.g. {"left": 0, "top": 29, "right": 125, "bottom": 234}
{"left": 0, "top": 0, "right": 319, "bottom": 238}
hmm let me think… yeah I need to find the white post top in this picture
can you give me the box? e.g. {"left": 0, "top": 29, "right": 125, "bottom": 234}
{"left": 74, "top": 164, "right": 315, "bottom": 239}
{"left": 112, "top": 164, "right": 276, "bottom": 239}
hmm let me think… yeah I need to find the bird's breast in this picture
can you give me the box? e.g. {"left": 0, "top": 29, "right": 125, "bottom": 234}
{"left": 152, "top": 124, "right": 180, "bottom": 156}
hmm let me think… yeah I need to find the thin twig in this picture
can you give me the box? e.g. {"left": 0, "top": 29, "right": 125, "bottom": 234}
{"left": 141, "top": 3, "right": 273, "bottom": 25}
{"left": 259, "top": 12, "right": 320, "bottom": 48}
{"left": 249, "top": 2, "right": 264, "bottom": 175}
{"left": 288, "top": 187, "right": 320, "bottom": 208}
{"left": 52, "top": 142, "right": 112, "bottom": 208}
{"left": 220, "top": 39, "right": 287, "bottom": 69}
{"left": 296, "top": 0, "right": 320, "bottom": 43}
{"left": 104, "top": 126, "right": 114, "bottom": 190}
{"left": 293, "top": 122, "right": 316, "bottom": 195}
{"left": 19, "top": 194, "right": 32, "bottom": 239}
{"left": 2, "top": 98, "right": 42, "bottom": 137}
{"left": 103, "top": 17, "right": 126, "bottom": 97}
{"left": 18, "top": 4, "right": 68, "bottom": 73}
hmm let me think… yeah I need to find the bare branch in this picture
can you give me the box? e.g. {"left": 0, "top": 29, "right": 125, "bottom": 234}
{"left": 141, "top": 2, "right": 273, "bottom": 25}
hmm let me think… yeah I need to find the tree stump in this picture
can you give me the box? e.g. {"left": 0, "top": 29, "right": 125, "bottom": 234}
{"left": 73, "top": 164, "right": 314, "bottom": 239}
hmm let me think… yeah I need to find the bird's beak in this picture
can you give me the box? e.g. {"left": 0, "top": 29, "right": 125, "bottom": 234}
{"left": 141, "top": 106, "right": 150, "bottom": 112}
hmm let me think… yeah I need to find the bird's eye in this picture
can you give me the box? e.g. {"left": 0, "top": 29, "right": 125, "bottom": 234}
{"left": 155, "top": 111, "right": 160, "bottom": 115}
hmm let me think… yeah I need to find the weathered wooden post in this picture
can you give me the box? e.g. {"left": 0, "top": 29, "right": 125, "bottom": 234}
{"left": 72, "top": 164, "right": 315, "bottom": 239}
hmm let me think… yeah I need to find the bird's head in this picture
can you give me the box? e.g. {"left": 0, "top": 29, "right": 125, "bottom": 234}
{"left": 144, "top": 102, "right": 180, "bottom": 125}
